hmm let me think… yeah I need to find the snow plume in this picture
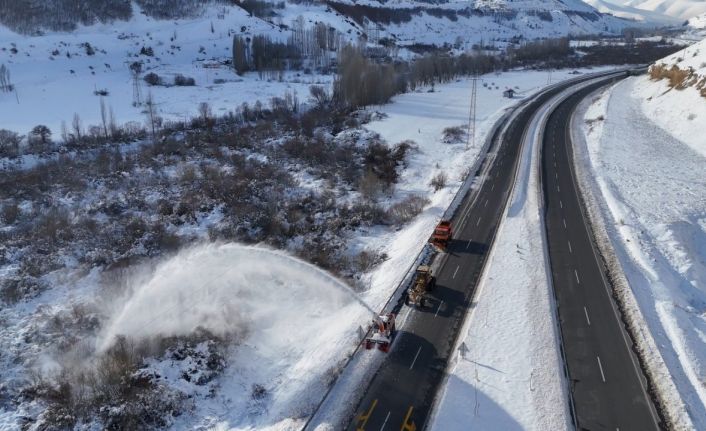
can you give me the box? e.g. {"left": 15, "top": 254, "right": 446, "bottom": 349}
{"left": 99, "top": 243, "right": 376, "bottom": 351}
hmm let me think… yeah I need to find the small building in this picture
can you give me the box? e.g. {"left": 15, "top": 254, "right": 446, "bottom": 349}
{"left": 503, "top": 88, "right": 515, "bottom": 98}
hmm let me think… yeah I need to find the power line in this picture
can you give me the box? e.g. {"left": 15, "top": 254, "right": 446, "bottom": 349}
{"left": 466, "top": 75, "right": 479, "bottom": 150}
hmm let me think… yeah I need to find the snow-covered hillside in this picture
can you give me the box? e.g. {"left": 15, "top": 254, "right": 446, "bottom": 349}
{"left": 646, "top": 37, "right": 706, "bottom": 156}
{"left": 572, "top": 39, "right": 706, "bottom": 428}
{"left": 584, "top": 0, "right": 681, "bottom": 25}
{"left": 590, "top": 0, "right": 706, "bottom": 21}
{"left": 689, "top": 13, "right": 706, "bottom": 29}
{"left": 0, "top": 0, "right": 635, "bottom": 140}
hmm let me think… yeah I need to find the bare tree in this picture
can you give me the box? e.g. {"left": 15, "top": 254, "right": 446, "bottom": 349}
{"left": 100, "top": 97, "right": 109, "bottom": 139}
{"left": 72, "top": 113, "right": 83, "bottom": 142}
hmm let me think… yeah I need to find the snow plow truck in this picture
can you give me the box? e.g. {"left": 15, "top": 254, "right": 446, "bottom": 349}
{"left": 364, "top": 313, "right": 396, "bottom": 353}
{"left": 430, "top": 220, "right": 452, "bottom": 250}
{"left": 405, "top": 265, "right": 436, "bottom": 308}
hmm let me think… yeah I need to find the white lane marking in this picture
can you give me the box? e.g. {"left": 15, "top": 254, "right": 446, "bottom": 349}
{"left": 484, "top": 199, "right": 489, "bottom": 207}
{"left": 575, "top": 269, "right": 580, "bottom": 284}
{"left": 380, "top": 411, "right": 391, "bottom": 430}
{"left": 434, "top": 301, "right": 444, "bottom": 318}
{"left": 476, "top": 217, "right": 482, "bottom": 226}
{"left": 560, "top": 200, "right": 563, "bottom": 209}
{"left": 554, "top": 162, "right": 557, "bottom": 168}
{"left": 557, "top": 185, "right": 560, "bottom": 192}
{"left": 584, "top": 306, "right": 591, "bottom": 325}
{"left": 491, "top": 183, "right": 495, "bottom": 191}
{"left": 568, "top": 241, "right": 572, "bottom": 253}
{"left": 465, "top": 240, "right": 472, "bottom": 250}
{"left": 563, "top": 218, "right": 567, "bottom": 229}
{"left": 410, "top": 346, "right": 422, "bottom": 370}
{"left": 597, "top": 356, "right": 606, "bottom": 382}
{"left": 555, "top": 172, "right": 558, "bottom": 179}
{"left": 452, "top": 265, "right": 460, "bottom": 279}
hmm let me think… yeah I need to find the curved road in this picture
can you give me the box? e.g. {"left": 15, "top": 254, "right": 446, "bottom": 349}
{"left": 340, "top": 71, "right": 660, "bottom": 431}
{"left": 541, "top": 78, "right": 662, "bottom": 430}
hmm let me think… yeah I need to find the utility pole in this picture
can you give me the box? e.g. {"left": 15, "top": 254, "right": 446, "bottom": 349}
{"left": 466, "top": 75, "right": 478, "bottom": 150}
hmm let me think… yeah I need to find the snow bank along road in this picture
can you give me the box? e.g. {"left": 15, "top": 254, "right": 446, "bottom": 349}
{"left": 542, "top": 78, "right": 662, "bottom": 430}
{"left": 341, "top": 71, "right": 638, "bottom": 431}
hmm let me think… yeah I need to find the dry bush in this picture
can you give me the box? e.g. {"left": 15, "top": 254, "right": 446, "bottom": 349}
{"left": 430, "top": 172, "right": 448, "bottom": 191}
{"left": 387, "top": 195, "right": 430, "bottom": 224}
{"left": 1, "top": 201, "right": 20, "bottom": 224}
{"left": 442, "top": 126, "right": 465, "bottom": 144}
{"left": 355, "top": 249, "right": 387, "bottom": 272}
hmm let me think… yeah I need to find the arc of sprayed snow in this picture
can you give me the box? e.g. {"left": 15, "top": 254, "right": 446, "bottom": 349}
{"left": 98, "top": 243, "right": 377, "bottom": 351}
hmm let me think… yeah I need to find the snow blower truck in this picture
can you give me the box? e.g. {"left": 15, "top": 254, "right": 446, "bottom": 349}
{"left": 364, "top": 313, "right": 396, "bottom": 353}
{"left": 405, "top": 265, "right": 436, "bottom": 308}
{"left": 430, "top": 220, "right": 453, "bottom": 250}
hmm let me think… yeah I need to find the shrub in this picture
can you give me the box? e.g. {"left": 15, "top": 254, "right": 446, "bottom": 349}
{"left": 442, "top": 126, "right": 465, "bottom": 144}
{"left": 173, "top": 74, "right": 195, "bottom": 86}
{"left": 430, "top": 172, "right": 448, "bottom": 191}
{"left": 1, "top": 201, "right": 20, "bottom": 224}
{"left": 387, "top": 195, "right": 429, "bottom": 224}
{"left": 144, "top": 72, "right": 162, "bottom": 86}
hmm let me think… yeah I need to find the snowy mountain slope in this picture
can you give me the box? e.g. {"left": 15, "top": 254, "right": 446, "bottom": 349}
{"left": 647, "top": 37, "right": 706, "bottom": 157}
{"left": 689, "top": 13, "right": 706, "bottom": 29}
{"left": 594, "top": 0, "right": 706, "bottom": 21}
{"left": 584, "top": 0, "right": 681, "bottom": 25}
{"left": 0, "top": 0, "right": 635, "bottom": 138}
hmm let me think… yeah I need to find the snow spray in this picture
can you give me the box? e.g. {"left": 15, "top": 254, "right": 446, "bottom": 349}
{"left": 98, "top": 243, "right": 377, "bottom": 351}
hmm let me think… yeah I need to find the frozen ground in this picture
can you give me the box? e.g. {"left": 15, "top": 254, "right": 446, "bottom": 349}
{"left": 575, "top": 75, "right": 706, "bottom": 427}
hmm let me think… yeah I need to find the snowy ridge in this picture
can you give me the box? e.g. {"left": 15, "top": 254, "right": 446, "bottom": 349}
{"left": 593, "top": 0, "right": 706, "bottom": 21}
{"left": 583, "top": 0, "right": 681, "bottom": 25}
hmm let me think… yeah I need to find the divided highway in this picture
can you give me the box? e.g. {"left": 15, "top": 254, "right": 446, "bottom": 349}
{"left": 343, "top": 71, "right": 657, "bottom": 431}
{"left": 541, "top": 79, "right": 662, "bottom": 430}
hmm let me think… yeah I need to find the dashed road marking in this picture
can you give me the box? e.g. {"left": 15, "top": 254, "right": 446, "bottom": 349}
{"left": 434, "top": 301, "right": 444, "bottom": 318}
{"left": 560, "top": 200, "right": 563, "bottom": 209}
{"left": 380, "top": 411, "right": 391, "bottom": 431}
{"left": 476, "top": 217, "right": 482, "bottom": 226}
{"left": 575, "top": 269, "right": 580, "bottom": 284}
{"left": 557, "top": 185, "right": 560, "bottom": 192}
{"left": 597, "top": 356, "right": 606, "bottom": 382}
{"left": 568, "top": 241, "right": 572, "bottom": 253}
{"left": 563, "top": 218, "right": 567, "bottom": 229}
{"left": 452, "top": 265, "right": 460, "bottom": 279}
{"left": 410, "top": 347, "right": 422, "bottom": 370}
{"left": 465, "top": 239, "right": 472, "bottom": 250}
{"left": 484, "top": 199, "right": 489, "bottom": 207}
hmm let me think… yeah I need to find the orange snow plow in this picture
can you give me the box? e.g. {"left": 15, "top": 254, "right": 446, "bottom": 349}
{"left": 364, "top": 313, "right": 396, "bottom": 353}
{"left": 430, "top": 220, "right": 453, "bottom": 250}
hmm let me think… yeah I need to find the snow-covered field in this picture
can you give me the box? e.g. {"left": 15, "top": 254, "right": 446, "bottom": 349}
{"left": 0, "top": 5, "right": 336, "bottom": 136}
{"left": 574, "top": 73, "right": 706, "bottom": 427}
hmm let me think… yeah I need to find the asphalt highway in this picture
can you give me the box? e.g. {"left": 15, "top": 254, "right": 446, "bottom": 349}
{"left": 344, "top": 73, "right": 638, "bottom": 431}
{"left": 541, "top": 78, "right": 662, "bottom": 430}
